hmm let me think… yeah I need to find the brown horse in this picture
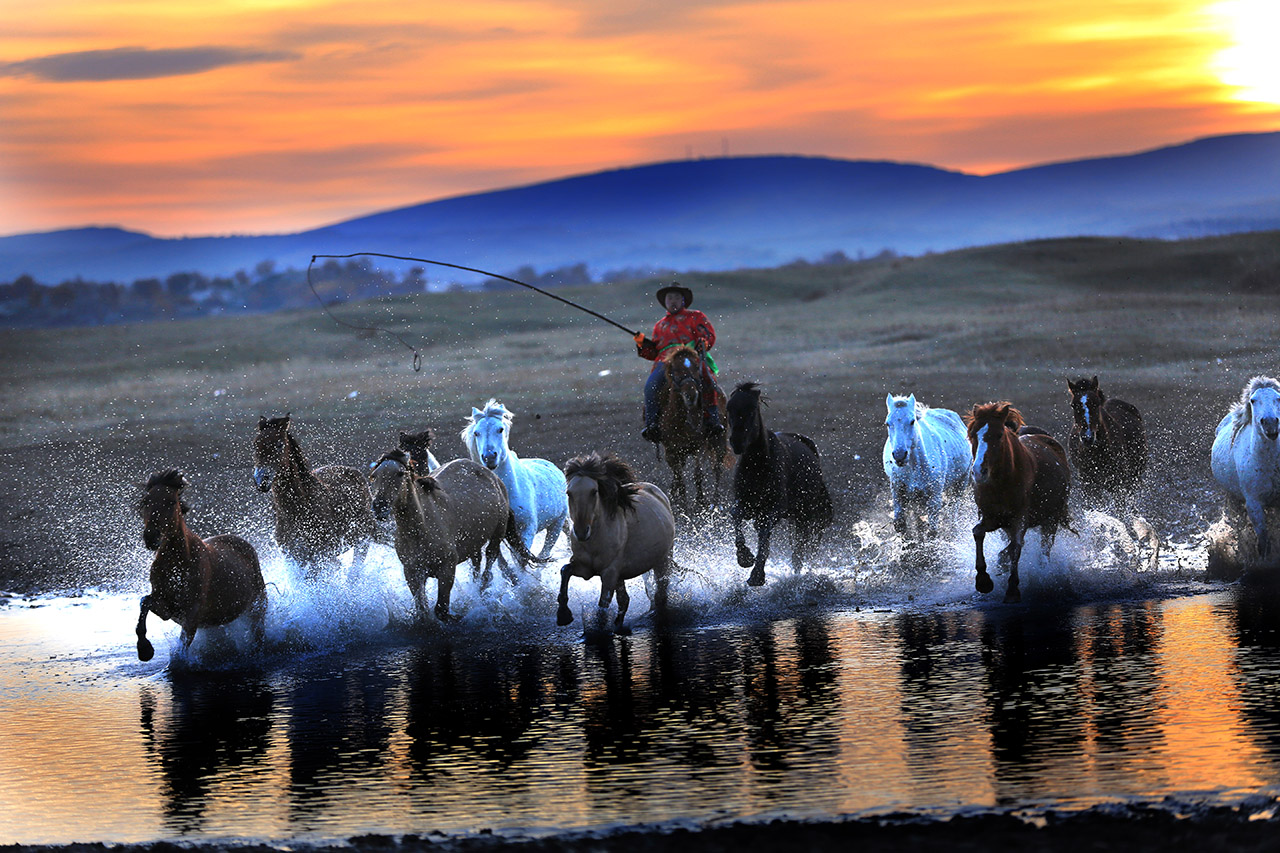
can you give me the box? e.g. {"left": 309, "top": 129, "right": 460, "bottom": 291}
{"left": 1066, "top": 376, "right": 1147, "bottom": 504}
{"left": 964, "top": 402, "right": 1072, "bottom": 603}
{"left": 253, "top": 414, "right": 377, "bottom": 578}
{"left": 369, "top": 450, "right": 542, "bottom": 621}
{"left": 135, "top": 470, "right": 266, "bottom": 661}
{"left": 655, "top": 345, "right": 733, "bottom": 513}
{"left": 397, "top": 428, "right": 440, "bottom": 473}
{"left": 557, "top": 452, "right": 675, "bottom": 635}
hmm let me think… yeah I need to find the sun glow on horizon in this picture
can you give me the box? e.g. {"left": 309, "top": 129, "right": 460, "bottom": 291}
{"left": 1210, "top": 0, "right": 1280, "bottom": 104}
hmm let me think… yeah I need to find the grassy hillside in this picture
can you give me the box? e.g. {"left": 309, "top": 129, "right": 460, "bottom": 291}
{"left": 2, "top": 231, "right": 1278, "bottom": 591}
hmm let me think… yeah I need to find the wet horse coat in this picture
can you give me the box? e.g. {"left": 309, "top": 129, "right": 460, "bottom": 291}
{"left": 727, "top": 382, "right": 833, "bottom": 586}
{"left": 882, "top": 393, "right": 971, "bottom": 540}
{"left": 655, "top": 345, "right": 733, "bottom": 513}
{"left": 1066, "top": 376, "right": 1147, "bottom": 503}
{"left": 134, "top": 469, "right": 266, "bottom": 661}
{"left": 965, "top": 402, "right": 1072, "bottom": 603}
{"left": 1211, "top": 376, "right": 1280, "bottom": 562}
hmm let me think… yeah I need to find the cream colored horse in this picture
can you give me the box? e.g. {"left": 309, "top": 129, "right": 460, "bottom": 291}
{"left": 556, "top": 452, "right": 675, "bottom": 635}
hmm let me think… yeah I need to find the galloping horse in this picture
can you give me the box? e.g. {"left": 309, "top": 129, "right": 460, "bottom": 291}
{"left": 655, "top": 345, "right": 733, "bottom": 513}
{"left": 727, "top": 382, "right": 833, "bottom": 586}
{"left": 369, "top": 450, "right": 543, "bottom": 621}
{"left": 397, "top": 428, "right": 440, "bottom": 473}
{"left": 135, "top": 470, "right": 266, "bottom": 661}
{"left": 882, "top": 393, "right": 971, "bottom": 541}
{"left": 253, "top": 414, "right": 377, "bottom": 578}
{"left": 462, "top": 400, "right": 568, "bottom": 564}
{"left": 1066, "top": 376, "right": 1147, "bottom": 504}
{"left": 1211, "top": 376, "right": 1280, "bottom": 562}
{"left": 557, "top": 452, "right": 675, "bottom": 635}
{"left": 965, "top": 402, "right": 1072, "bottom": 603}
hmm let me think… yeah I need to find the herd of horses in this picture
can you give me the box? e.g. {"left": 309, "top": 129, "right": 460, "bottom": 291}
{"left": 132, "top": 347, "right": 1280, "bottom": 661}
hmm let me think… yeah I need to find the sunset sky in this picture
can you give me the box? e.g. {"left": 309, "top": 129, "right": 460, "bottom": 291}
{"left": 2, "top": 0, "right": 1278, "bottom": 238}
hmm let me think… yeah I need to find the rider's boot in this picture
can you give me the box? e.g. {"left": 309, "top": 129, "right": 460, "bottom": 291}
{"left": 641, "top": 420, "right": 662, "bottom": 443}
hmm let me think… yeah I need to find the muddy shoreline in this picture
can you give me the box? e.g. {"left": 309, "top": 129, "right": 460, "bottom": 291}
{"left": 6, "top": 806, "right": 1280, "bottom": 853}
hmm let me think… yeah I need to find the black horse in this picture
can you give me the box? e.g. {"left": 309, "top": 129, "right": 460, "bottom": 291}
{"left": 1066, "top": 376, "right": 1147, "bottom": 504}
{"left": 726, "top": 382, "right": 833, "bottom": 586}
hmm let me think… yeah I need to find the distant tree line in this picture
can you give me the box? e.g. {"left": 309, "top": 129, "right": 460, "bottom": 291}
{"left": 0, "top": 251, "right": 863, "bottom": 328}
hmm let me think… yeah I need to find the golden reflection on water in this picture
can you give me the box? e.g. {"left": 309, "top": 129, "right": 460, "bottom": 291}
{"left": 4, "top": 591, "right": 1280, "bottom": 844}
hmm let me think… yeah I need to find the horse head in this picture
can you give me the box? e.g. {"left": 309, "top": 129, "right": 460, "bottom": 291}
{"left": 138, "top": 469, "right": 190, "bottom": 550}
{"left": 564, "top": 452, "right": 639, "bottom": 542}
{"left": 1246, "top": 378, "right": 1280, "bottom": 442}
{"left": 253, "top": 413, "right": 292, "bottom": 492}
{"left": 964, "top": 402, "right": 1025, "bottom": 485}
{"left": 368, "top": 449, "right": 411, "bottom": 522}
{"left": 397, "top": 429, "right": 436, "bottom": 473}
{"left": 885, "top": 393, "right": 919, "bottom": 467}
{"left": 1067, "top": 376, "right": 1104, "bottom": 445}
{"left": 663, "top": 346, "right": 704, "bottom": 432}
{"left": 727, "top": 382, "right": 766, "bottom": 455}
{"left": 463, "top": 400, "right": 513, "bottom": 471}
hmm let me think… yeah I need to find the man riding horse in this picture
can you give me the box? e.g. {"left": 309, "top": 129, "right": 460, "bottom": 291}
{"left": 635, "top": 282, "right": 724, "bottom": 443}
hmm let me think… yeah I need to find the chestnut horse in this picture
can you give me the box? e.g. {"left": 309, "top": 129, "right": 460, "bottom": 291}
{"left": 656, "top": 345, "right": 734, "bottom": 513}
{"left": 964, "top": 403, "right": 1072, "bottom": 603}
{"left": 557, "top": 452, "right": 675, "bottom": 635}
{"left": 253, "top": 414, "right": 377, "bottom": 578}
{"left": 135, "top": 470, "right": 266, "bottom": 661}
{"left": 1066, "top": 376, "right": 1147, "bottom": 504}
{"left": 727, "top": 382, "right": 833, "bottom": 586}
{"left": 369, "top": 450, "right": 544, "bottom": 621}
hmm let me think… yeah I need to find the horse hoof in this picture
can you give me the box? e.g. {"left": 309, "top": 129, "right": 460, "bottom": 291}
{"left": 615, "top": 625, "right": 632, "bottom": 636}
{"left": 137, "top": 638, "right": 155, "bottom": 662}
{"left": 556, "top": 606, "right": 574, "bottom": 627}
{"left": 1004, "top": 587, "right": 1022, "bottom": 604}
{"left": 434, "top": 607, "right": 452, "bottom": 623}
{"left": 737, "top": 548, "right": 755, "bottom": 568}
{"left": 747, "top": 570, "right": 766, "bottom": 587}
{"left": 975, "top": 572, "right": 994, "bottom": 594}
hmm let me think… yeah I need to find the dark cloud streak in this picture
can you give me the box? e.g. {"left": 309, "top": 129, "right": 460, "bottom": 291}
{"left": 0, "top": 45, "right": 301, "bottom": 82}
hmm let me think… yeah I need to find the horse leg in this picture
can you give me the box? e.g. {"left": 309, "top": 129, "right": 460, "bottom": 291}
{"left": 249, "top": 590, "right": 268, "bottom": 652}
{"left": 614, "top": 580, "right": 631, "bottom": 635}
{"left": 475, "top": 553, "right": 491, "bottom": 592}
{"left": 926, "top": 489, "right": 945, "bottom": 539}
{"left": 434, "top": 566, "right": 455, "bottom": 622}
{"left": 693, "top": 460, "right": 707, "bottom": 513}
{"left": 557, "top": 563, "right": 577, "bottom": 626}
{"left": 653, "top": 560, "right": 671, "bottom": 615}
{"left": 734, "top": 505, "right": 756, "bottom": 569}
{"left": 351, "top": 539, "right": 369, "bottom": 576}
{"left": 596, "top": 573, "right": 618, "bottom": 633}
{"left": 973, "top": 522, "right": 994, "bottom": 594}
{"left": 1004, "top": 527, "right": 1026, "bottom": 604}
{"left": 748, "top": 520, "right": 773, "bottom": 586}
{"left": 535, "top": 515, "right": 567, "bottom": 561}
{"left": 406, "top": 568, "right": 430, "bottom": 622}
{"left": 488, "top": 533, "right": 518, "bottom": 586}
{"left": 1245, "top": 495, "right": 1271, "bottom": 559}
{"left": 136, "top": 596, "right": 155, "bottom": 662}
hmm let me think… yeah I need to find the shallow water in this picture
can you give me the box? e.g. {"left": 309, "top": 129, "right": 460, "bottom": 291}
{"left": 3, "top": 520, "right": 1279, "bottom": 846}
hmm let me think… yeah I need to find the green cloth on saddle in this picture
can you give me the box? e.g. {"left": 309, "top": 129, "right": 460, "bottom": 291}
{"left": 660, "top": 342, "right": 718, "bottom": 374}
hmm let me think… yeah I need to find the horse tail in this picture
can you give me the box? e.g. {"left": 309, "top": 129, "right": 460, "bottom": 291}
{"left": 505, "top": 510, "right": 553, "bottom": 564}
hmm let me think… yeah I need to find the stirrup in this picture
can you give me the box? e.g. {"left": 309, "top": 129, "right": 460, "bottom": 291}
{"left": 641, "top": 424, "right": 662, "bottom": 443}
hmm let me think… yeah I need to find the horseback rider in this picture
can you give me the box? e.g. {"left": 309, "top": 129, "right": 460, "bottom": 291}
{"left": 635, "top": 282, "right": 724, "bottom": 443}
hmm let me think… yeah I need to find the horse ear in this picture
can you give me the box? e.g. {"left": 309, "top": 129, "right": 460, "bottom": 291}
{"left": 472, "top": 407, "right": 483, "bottom": 420}
{"left": 1067, "top": 379, "right": 1077, "bottom": 393}
{"left": 995, "top": 403, "right": 1011, "bottom": 422}
{"left": 907, "top": 394, "right": 916, "bottom": 410}
{"left": 259, "top": 415, "right": 268, "bottom": 428}
{"left": 179, "top": 500, "right": 190, "bottom": 515}
{"left": 1091, "top": 376, "right": 1099, "bottom": 388}
{"left": 885, "top": 393, "right": 895, "bottom": 411}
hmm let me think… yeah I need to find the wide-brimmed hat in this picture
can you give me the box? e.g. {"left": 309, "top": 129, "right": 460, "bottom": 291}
{"left": 656, "top": 282, "right": 694, "bottom": 308}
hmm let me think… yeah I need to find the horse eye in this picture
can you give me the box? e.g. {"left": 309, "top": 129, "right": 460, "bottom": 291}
{"left": 910, "top": 419, "right": 916, "bottom": 426}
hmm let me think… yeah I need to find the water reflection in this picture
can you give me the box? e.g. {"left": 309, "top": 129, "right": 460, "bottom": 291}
{"left": 139, "top": 672, "right": 274, "bottom": 835}
{"left": 14, "top": 589, "right": 1280, "bottom": 845}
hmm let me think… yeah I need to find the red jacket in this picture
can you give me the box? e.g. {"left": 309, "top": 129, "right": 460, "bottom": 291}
{"left": 637, "top": 309, "right": 715, "bottom": 361}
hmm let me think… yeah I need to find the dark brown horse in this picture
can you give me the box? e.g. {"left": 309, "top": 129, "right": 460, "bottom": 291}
{"left": 1066, "top": 376, "right": 1147, "bottom": 503}
{"left": 397, "top": 428, "right": 440, "bottom": 473}
{"left": 135, "top": 470, "right": 266, "bottom": 661}
{"left": 655, "top": 345, "right": 733, "bottom": 513}
{"left": 726, "top": 382, "right": 833, "bottom": 586}
{"left": 965, "top": 402, "right": 1072, "bottom": 603}
{"left": 253, "top": 414, "right": 377, "bottom": 578}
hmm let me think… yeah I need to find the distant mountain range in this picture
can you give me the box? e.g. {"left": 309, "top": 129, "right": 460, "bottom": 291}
{"left": 4, "top": 131, "right": 1279, "bottom": 284}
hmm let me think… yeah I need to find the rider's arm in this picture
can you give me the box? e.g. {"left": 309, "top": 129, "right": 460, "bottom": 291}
{"left": 635, "top": 332, "right": 659, "bottom": 360}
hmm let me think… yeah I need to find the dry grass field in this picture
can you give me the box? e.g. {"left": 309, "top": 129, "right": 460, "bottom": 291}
{"left": 2, "top": 231, "right": 1278, "bottom": 593}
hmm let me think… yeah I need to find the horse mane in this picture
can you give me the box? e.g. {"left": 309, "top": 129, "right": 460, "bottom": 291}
{"left": 398, "top": 429, "right": 435, "bottom": 468}
{"left": 964, "top": 402, "right": 1026, "bottom": 432}
{"left": 145, "top": 469, "right": 188, "bottom": 491}
{"left": 1230, "top": 376, "right": 1280, "bottom": 440}
{"left": 733, "top": 381, "right": 768, "bottom": 405}
{"left": 372, "top": 448, "right": 411, "bottom": 470}
{"left": 460, "top": 399, "right": 514, "bottom": 448}
{"left": 890, "top": 395, "right": 929, "bottom": 418}
{"left": 564, "top": 451, "right": 641, "bottom": 514}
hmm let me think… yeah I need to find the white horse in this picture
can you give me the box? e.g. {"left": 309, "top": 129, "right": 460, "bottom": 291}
{"left": 462, "top": 400, "right": 569, "bottom": 564}
{"left": 882, "top": 393, "right": 972, "bottom": 540}
{"left": 1211, "top": 376, "right": 1280, "bottom": 561}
